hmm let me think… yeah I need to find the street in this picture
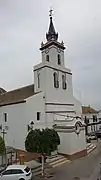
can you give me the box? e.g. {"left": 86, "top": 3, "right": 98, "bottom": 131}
{"left": 34, "top": 141, "right": 101, "bottom": 180}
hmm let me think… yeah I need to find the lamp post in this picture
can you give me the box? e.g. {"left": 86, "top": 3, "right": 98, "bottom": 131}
{"left": 28, "top": 121, "right": 34, "bottom": 132}
{"left": 30, "top": 121, "right": 34, "bottom": 130}
{"left": 0, "top": 126, "right": 8, "bottom": 166}
{"left": 1, "top": 128, "right": 7, "bottom": 141}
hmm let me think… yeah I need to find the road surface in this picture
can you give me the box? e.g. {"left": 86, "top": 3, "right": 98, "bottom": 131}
{"left": 34, "top": 141, "right": 101, "bottom": 180}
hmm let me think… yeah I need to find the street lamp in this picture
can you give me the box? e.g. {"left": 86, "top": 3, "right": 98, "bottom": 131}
{"left": 30, "top": 121, "right": 34, "bottom": 130}
{"left": 0, "top": 125, "right": 9, "bottom": 166}
{"left": 0, "top": 125, "right": 8, "bottom": 141}
{"left": 28, "top": 121, "right": 34, "bottom": 132}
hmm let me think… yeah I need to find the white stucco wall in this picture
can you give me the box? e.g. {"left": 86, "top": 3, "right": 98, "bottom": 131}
{"left": 45, "top": 67, "right": 73, "bottom": 103}
{"left": 34, "top": 63, "right": 46, "bottom": 93}
{"left": 58, "top": 129, "right": 86, "bottom": 155}
{"left": 0, "top": 92, "right": 46, "bottom": 150}
{"left": 0, "top": 103, "right": 27, "bottom": 150}
{"left": 69, "top": 130, "right": 86, "bottom": 154}
{"left": 58, "top": 132, "right": 71, "bottom": 154}
{"left": 41, "top": 46, "right": 65, "bottom": 67}
{"left": 34, "top": 62, "right": 73, "bottom": 104}
{"left": 73, "top": 97, "right": 82, "bottom": 116}
{"left": 26, "top": 91, "right": 46, "bottom": 129}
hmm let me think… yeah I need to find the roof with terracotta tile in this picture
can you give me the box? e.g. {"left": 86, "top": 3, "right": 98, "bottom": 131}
{"left": 82, "top": 105, "right": 98, "bottom": 114}
{"left": 0, "top": 84, "right": 37, "bottom": 107}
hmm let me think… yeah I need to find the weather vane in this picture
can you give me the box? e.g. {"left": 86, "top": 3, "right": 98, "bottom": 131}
{"left": 49, "top": 7, "right": 53, "bottom": 17}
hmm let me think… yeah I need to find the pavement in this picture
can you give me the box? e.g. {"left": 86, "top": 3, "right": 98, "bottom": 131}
{"left": 24, "top": 142, "right": 97, "bottom": 174}
{"left": 24, "top": 142, "right": 96, "bottom": 176}
{"left": 33, "top": 140, "right": 101, "bottom": 180}
{"left": 24, "top": 155, "right": 71, "bottom": 176}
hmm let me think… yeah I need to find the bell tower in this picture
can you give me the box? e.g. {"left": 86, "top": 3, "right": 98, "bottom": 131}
{"left": 40, "top": 9, "right": 66, "bottom": 67}
{"left": 34, "top": 9, "right": 73, "bottom": 97}
{"left": 34, "top": 9, "right": 86, "bottom": 160}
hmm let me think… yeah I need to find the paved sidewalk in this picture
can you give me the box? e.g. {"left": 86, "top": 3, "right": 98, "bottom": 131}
{"left": 25, "top": 154, "right": 69, "bottom": 170}
{"left": 23, "top": 155, "right": 71, "bottom": 176}
{"left": 25, "top": 160, "right": 40, "bottom": 169}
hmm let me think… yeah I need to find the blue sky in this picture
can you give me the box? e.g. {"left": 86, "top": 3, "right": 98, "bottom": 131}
{"left": 0, "top": 0, "right": 101, "bottom": 109}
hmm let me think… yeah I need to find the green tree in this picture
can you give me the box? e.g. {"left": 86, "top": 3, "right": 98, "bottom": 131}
{"left": 25, "top": 128, "right": 60, "bottom": 156}
{"left": 0, "top": 136, "right": 5, "bottom": 154}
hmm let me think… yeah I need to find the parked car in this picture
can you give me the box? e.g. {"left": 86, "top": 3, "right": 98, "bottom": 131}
{"left": 0, "top": 164, "right": 32, "bottom": 180}
{"left": 89, "top": 135, "right": 97, "bottom": 140}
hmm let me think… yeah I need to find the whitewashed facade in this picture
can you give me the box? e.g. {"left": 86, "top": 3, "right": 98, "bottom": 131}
{"left": 0, "top": 14, "right": 86, "bottom": 159}
{"left": 82, "top": 106, "right": 101, "bottom": 135}
{"left": 0, "top": 91, "right": 45, "bottom": 150}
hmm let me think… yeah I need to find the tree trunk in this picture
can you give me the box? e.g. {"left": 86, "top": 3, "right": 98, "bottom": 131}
{"left": 41, "top": 155, "right": 44, "bottom": 177}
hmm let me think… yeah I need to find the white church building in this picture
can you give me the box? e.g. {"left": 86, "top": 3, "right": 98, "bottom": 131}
{"left": 0, "top": 13, "right": 87, "bottom": 160}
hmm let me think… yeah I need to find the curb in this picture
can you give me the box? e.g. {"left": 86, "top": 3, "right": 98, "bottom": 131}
{"left": 31, "top": 164, "right": 41, "bottom": 171}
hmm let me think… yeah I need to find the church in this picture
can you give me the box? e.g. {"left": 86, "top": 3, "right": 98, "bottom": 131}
{"left": 0, "top": 12, "right": 87, "bottom": 159}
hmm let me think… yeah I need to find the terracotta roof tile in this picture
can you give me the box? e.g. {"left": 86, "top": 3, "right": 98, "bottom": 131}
{"left": 0, "top": 84, "right": 36, "bottom": 107}
{"left": 82, "top": 105, "right": 98, "bottom": 114}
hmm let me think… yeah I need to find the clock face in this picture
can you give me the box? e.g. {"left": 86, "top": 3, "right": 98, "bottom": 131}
{"left": 57, "top": 48, "right": 61, "bottom": 53}
{"left": 45, "top": 48, "right": 49, "bottom": 54}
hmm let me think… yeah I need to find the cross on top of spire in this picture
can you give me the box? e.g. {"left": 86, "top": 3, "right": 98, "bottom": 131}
{"left": 49, "top": 7, "right": 53, "bottom": 17}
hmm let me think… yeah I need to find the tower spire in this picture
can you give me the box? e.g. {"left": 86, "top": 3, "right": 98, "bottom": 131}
{"left": 46, "top": 8, "right": 58, "bottom": 41}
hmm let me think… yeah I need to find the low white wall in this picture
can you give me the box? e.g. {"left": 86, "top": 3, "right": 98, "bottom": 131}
{"left": 58, "top": 132, "right": 71, "bottom": 154}
{"left": 58, "top": 129, "right": 86, "bottom": 155}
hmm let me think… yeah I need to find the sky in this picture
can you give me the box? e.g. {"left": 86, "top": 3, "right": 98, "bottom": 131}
{"left": 0, "top": 0, "right": 101, "bottom": 109}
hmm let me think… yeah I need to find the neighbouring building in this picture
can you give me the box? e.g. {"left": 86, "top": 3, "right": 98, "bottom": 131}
{"left": 0, "top": 12, "right": 86, "bottom": 159}
{"left": 98, "top": 110, "right": 101, "bottom": 122}
{"left": 82, "top": 105, "right": 101, "bottom": 135}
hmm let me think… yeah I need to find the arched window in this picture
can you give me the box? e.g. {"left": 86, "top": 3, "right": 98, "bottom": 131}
{"left": 62, "top": 74, "right": 67, "bottom": 89}
{"left": 58, "top": 54, "right": 61, "bottom": 65}
{"left": 53, "top": 72, "right": 59, "bottom": 88}
{"left": 37, "top": 73, "right": 40, "bottom": 88}
{"left": 46, "top": 55, "right": 49, "bottom": 62}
